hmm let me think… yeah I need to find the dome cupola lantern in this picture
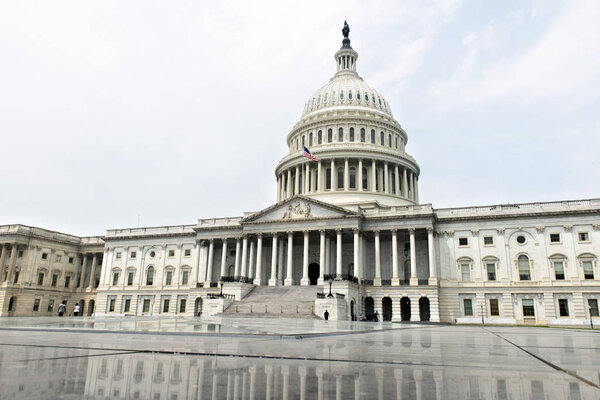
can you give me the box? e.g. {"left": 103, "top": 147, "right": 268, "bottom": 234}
{"left": 275, "top": 22, "right": 421, "bottom": 209}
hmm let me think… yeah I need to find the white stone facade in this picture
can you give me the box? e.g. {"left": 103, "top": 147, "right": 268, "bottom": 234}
{"left": 1, "top": 26, "right": 599, "bottom": 326}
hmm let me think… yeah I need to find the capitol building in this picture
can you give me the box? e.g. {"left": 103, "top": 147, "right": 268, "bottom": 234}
{"left": 1, "top": 24, "right": 599, "bottom": 327}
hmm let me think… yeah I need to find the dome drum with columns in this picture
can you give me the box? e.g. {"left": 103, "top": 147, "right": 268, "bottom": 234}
{"left": 275, "top": 24, "right": 420, "bottom": 208}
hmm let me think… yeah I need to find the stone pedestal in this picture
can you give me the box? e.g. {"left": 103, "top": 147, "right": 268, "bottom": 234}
{"left": 203, "top": 297, "right": 234, "bottom": 317}
{"left": 315, "top": 297, "right": 347, "bottom": 321}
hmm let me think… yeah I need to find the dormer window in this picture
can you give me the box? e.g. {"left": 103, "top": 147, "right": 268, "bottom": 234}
{"left": 323, "top": 93, "right": 328, "bottom": 103}
{"left": 340, "top": 91, "right": 344, "bottom": 100}
{"left": 357, "top": 92, "right": 361, "bottom": 100}
{"left": 348, "top": 91, "right": 353, "bottom": 100}
{"left": 365, "top": 93, "right": 369, "bottom": 101}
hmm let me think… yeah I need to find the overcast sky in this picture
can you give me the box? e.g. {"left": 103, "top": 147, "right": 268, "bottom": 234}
{"left": 1, "top": 0, "right": 599, "bottom": 237}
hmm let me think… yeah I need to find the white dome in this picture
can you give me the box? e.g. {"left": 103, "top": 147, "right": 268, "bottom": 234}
{"left": 301, "top": 74, "right": 394, "bottom": 119}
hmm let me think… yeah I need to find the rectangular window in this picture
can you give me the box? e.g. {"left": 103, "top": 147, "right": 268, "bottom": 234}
{"left": 115, "top": 252, "right": 122, "bottom": 260}
{"left": 142, "top": 299, "right": 150, "bottom": 313}
{"left": 184, "top": 249, "right": 191, "bottom": 257}
{"left": 18, "top": 250, "right": 23, "bottom": 258}
{"left": 522, "top": 299, "right": 535, "bottom": 317}
{"left": 127, "top": 271, "right": 134, "bottom": 286}
{"left": 458, "top": 237, "right": 468, "bottom": 247}
{"left": 51, "top": 274, "right": 58, "bottom": 287}
{"left": 123, "top": 298, "right": 131, "bottom": 313}
{"left": 370, "top": 131, "right": 375, "bottom": 144}
{"left": 461, "top": 264, "right": 471, "bottom": 281}
{"left": 166, "top": 271, "right": 173, "bottom": 285}
{"left": 112, "top": 272, "right": 119, "bottom": 286}
{"left": 33, "top": 298, "right": 40, "bottom": 312}
{"left": 168, "top": 250, "right": 175, "bottom": 258}
{"left": 68, "top": 257, "right": 74, "bottom": 264}
{"left": 163, "top": 299, "right": 170, "bottom": 313}
{"left": 41, "top": 253, "right": 48, "bottom": 260}
{"left": 109, "top": 298, "right": 116, "bottom": 313}
{"left": 338, "top": 128, "right": 343, "bottom": 142}
{"left": 179, "top": 299, "right": 186, "bottom": 313}
{"left": 486, "top": 263, "right": 496, "bottom": 281}
{"left": 483, "top": 236, "right": 494, "bottom": 246}
{"left": 130, "top": 251, "right": 137, "bottom": 259}
{"left": 37, "top": 272, "right": 44, "bottom": 286}
{"left": 578, "top": 232, "right": 589, "bottom": 242}
{"left": 380, "top": 131, "right": 384, "bottom": 145}
{"left": 318, "top": 131, "right": 322, "bottom": 144}
{"left": 463, "top": 299, "right": 473, "bottom": 316}
{"left": 554, "top": 261, "right": 565, "bottom": 280}
{"left": 589, "top": 299, "right": 599, "bottom": 317}
{"left": 489, "top": 298, "right": 500, "bottom": 316}
{"left": 583, "top": 261, "right": 594, "bottom": 279}
{"left": 558, "top": 299, "right": 569, "bottom": 317}
{"left": 349, "top": 128, "right": 354, "bottom": 141}
{"left": 360, "top": 129, "right": 365, "bottom": 142}
{"left": 47, "top": 299, "right": 54, "bottom": 313}
{"left": 64, "top": 275, "right": 70, "bottom": 288}
{"left": 182, "top": 271, "right": 189, "bottom": 285}
{"left": 328, "top": 129, "right": 332, "bottom": 143}
{"left": 550, "top": 233, "right": 561, "bottom": 243}
{"left": 13, "top": 271, "right": 19, "bottom": 283}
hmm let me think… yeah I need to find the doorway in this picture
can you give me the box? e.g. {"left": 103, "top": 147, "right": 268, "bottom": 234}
{"left": 195, "top": 297, "right": 203, "bottom": 317}
{"left": 79, "top": 300, "right": 85, "bottom": 316}
{"left": 401, "top": 297, "right": 411, "bottom": 321}
{"left": 308, "top": 263, "right": 320, "bottom": 285}
{"left": 419, "top": 297, "right": 430, "bottom": 321}
{"left": 350, "top": 300, "right": 356, "bottom": 321}
{"left": 365, "top": 297, "right": 375, "bottom": 321}
{"left": 382, "top": 297, "right": 392, "bottom": 321}
{"left": 87, "top": 300, "right": 95, "bottom": 316}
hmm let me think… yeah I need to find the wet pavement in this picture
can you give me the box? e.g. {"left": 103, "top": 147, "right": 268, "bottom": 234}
{"left": 0, "top": 317, "right": 598, "bottom": 399}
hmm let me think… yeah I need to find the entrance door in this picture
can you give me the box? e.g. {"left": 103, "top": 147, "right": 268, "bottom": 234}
{"left": 382, "top": 297, "right": 392, "bottom": 321}
{"left": 87, "top": 300, "right": 95, "bottom": 316}
{"left": 401, "top": 297, "right": 411, "bottom": 321}
{"left": 350, "top": 300, "right": 356, "bottom": 321}
{"left": 365, "top": 297, "right": 375, "bottom": 321}
{"left": 419, "top": 297, "right": 430, "bottom": 321}
{"left": 308, "top": 263, "right": 319, "bottom": 285}
{"left": 79, "top": 300, "right": 85, "bottom": 316}
{"left": 195, "top": 297, "right": 203, "bottom": 316}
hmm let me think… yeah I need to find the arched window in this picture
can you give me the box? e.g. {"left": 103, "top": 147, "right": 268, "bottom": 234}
{"left": 380, "top": 131, "right": 384, "bottom": 145}
{"left": 348, "top": 91, "right": 353, "bottom": 100}
{"left": 323, "top": 93, "right": 328, "bottom": 103}
{"left": 318, "top": 130, "right": 322, "bottom": 144}
{"left": 296, "top": 139, "right": 299, "bottom": 150}
{"left": 326, "top": 168, "right": 331, "bottom": 189}
{"left": 338, "top": 128, "right": 343, "bottom": 142}
{"left": 349, "top": 127, "right": 354, "bottom": 142}
{"left": 327, "top": 129, "right": 332, "bottom": 143}
{"left": 388, "top": 134, "right": 392, "bottom": 147}
{"left": 395, "top": 136, "right": 398, "bottom": 149}
{"left": 370, "top": 129, "right": 375, "bottom": 144}
{"left": 316, "top": 95, "right": 320, "bottom": 105}
{"left": 309, "top": 132, "right": 313, "bottom": 146}
{"left": 360, "top": 128, "right": 365, "bottom": 142}
{"left": 362, "top": 168, "right": 368, "bottom": 189}
{"left": 349, "top": 167, "right": 356, "bottom": 188}
{"left": 357, "top": 92, "right": 361, "bottom": 100}
{"left": 146, "top": 266, "right": 154, "bottom": 286}
{"left": 302, "top": 136, "right": 305, "bottom": 147}
{"left": 340, "top": 91, "right": 344, "bottom": 100}
{"left": 337, "top": 167, "right": 344, "bottom": 189}
{"left": 365, "top": 93, "right": 369, "bottom": 102}
{"left": 518, "top": 255, "right": 531, "bottom": 281}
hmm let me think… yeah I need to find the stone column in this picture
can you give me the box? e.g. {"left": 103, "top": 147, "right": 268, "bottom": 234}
{"left": 325, "top": 235, "right": 331, "bottom": 277}
{"left": 427, "top": 228, "right": 437, "bottom": 285}
{"left": 285, "top": 232, "right": 293, "bottom": 286}
{"left": 79, "top": 253, "right": 87, "bottom": 288}
{"left": 254, "top": 234, "right": 263, "bottom": 285}
{"left": 299, "top": 366, "right": 307, "bottom": 400}
{"left": 88, "top": 253, "right": 98, "bottom": 289}
{"left": 402, "top": 168, "right": 408, "bottom": 198}
{"left": 318, "top": 230, "right": 325, "bottom": 284}
{"left": 353, "top": 229, "right": 360, "bottom": 278}
{"left": 392, "top": 229, "right": 399, "bottom": 286}
{"left": 344, "top": 158, "right": 349, "bottom": 191}
{"left": 409, "top": 228, "right": 418, "bottom": 285}
{"left": 281, "top": 365, "right": 290, "bottom": 400}
{"left": 331, "top": 159, "right": 336, "bottom": 190}
{"left": 371, "top": 160, "right": 377, "bottom": 191}
{"left": 394, "top": 370, "right": 403, "bottom": 400}
{"left": 233, "top": 373, "right": 240, "bottom": 400}
{"left": 220, "top": 240, "right": 228, "bottom": 280}
{"left": 294, "top": 166, "right": 300, "bottom": 195}
{"left": 409, "top": 172, "right": 414, "bottom": 201}
{"left": 384, "top": 162, "right": 389, "bottom": 194}
{"left": 336, "top": 375, "right": 342, "bottom": 400}
{"left": 301, "top": 231, "right": 309, "bottom": 285}
{"left": 374, "top": 231, "right": 381, "bottom": 286}
{"left": 206, "top": 239, "right": 214, "bottom": 284}
{"left": 265, "top": 365, "right": 273, "bottom": 400}
{"left": 5, "top": 244, "right": 17, "bottom": 283}
{"left": 249, "top": 365, "right": 257, "bottom": 400}
{"left": 336, "top": 229, "right": 342, "bottom": 277}
{"left": 358, "top": 159, "right": 363, "bottom": 191}
{"left": 277, "top": 239, "right": 284, "bottom": 283}
{"left": 394, "top": 165, "right": 400, "bottom": 195}
{"left": 317, "top": 160, "right": 322, "bottom": 192}
{"left": 248, "top": 239, "right": 255, "bottom": 280}
{"left": 287, "top": 169, "right": 292, "bottom": 199}
{"left": 234, "top": 238, "right": 241, "bottom": 278}
{"left": 269, "top": 234, "right": 278, "bottom": 286}
{"left": 414, "top": 174, "right": 419, "bottom": 203}
{"left": 240, "top": 235, "right": 248, "bottom": 279}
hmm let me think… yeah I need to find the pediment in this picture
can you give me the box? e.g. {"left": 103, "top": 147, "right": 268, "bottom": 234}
{"left": 242, "top": 196, "right": 359, "bottom": 224}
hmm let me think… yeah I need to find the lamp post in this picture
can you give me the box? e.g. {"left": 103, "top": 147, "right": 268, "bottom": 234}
{"left": 219, "top": 280, "right": 223, "bottom": 297}
{"left": 327, "top": 278, "right": 333, "bottom": 298}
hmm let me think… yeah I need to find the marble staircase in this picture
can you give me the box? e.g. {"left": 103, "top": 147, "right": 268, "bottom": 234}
{"left": 221, "top": 286, "right": 323, "bottom": 318}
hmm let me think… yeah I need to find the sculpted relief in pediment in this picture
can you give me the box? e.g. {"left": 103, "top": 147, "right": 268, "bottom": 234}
{"left": 248, "top": 198, "right": 354, "bottom": 223}
{"left": 282, "top": 201, "right": 312, "bottom": 219}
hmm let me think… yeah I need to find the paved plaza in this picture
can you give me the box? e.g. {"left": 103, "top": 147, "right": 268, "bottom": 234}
{"left": 0, "top": 317, "right": 599, "bottom": 399}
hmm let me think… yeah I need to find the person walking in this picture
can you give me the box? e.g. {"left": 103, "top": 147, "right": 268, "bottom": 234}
{"left": 73, "top": 303, "right": 80, "bottom": 317}
{"left": 58, "top": 301, "right": 66, "bottom": 317}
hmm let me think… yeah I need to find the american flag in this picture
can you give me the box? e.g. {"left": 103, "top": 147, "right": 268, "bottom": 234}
{"left": 303, "top": 146, "right": 318, "bottom": 161}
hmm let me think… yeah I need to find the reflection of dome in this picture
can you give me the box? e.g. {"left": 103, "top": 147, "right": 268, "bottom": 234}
{"left": 274, "top": 23, "right": 421, "bottom": 209}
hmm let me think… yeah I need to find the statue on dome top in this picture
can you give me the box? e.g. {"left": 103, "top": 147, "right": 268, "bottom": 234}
{"left": 342, "top": 21, "right": 350, "bottom": 38}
